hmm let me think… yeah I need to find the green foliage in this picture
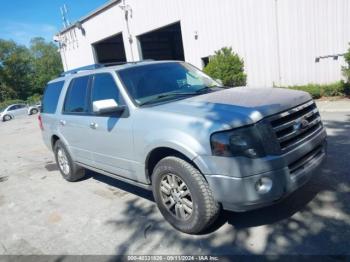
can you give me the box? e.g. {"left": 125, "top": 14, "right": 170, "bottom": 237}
{"left": 342, "top": 44, "right": 350, "bottom": 82}
{"left": 287, "top": 84, "right": 321, "bottom": 99}
{"left": 0, "top": 99, "right": 25, "bottom": 111}
{"left": 29, "top": 37, "right": 62, "bottom": 95}
{"left": 0, "top": 40, "right": 33, "bottom": 100}
{"left": 0, "top": 83, "right": 16, "bottom": 101}
{"left": 283, "top": 81, "right": 348, "bottom": 99}
{"left": 321, "top": 82, "right": 345, "bottom": 97}
{"left": 0, "top": 37, "right": 63, "bottom": 103}
{"left": 342, "top": 81, "right": 350, "bottom": 96}
{"left": 203, "top": 47, "right": 247, "bottom": 87}
{"left": 26, "top": 93, "right": 42, "bottom": 105}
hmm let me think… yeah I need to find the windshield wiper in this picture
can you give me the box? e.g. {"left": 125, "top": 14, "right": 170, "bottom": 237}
{"left": 195, "top": 86, "right": 212, "bottom": 93}
{"left": 195, "top": 85, "right": 222, "bottom": 94}
{"left": 139, "top": 85, "right": 223, "bottom": 106}
{"left": 139, "top": 92, "right": 197, "bottom": 106}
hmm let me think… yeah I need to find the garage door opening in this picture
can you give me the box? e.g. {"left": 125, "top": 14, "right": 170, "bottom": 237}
{"left": 93, "top": 33, "right": 126, "bottom": 64}
{"left": 138, "top": 22, "right": 185, "bottom": 61}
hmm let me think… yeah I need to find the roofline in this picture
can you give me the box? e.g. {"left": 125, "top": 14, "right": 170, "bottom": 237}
{"left": 50, "top": 61, "right": 183, "bottom": 82}
{"left": 57, "top": 0, "right": 122, "bottom": 35}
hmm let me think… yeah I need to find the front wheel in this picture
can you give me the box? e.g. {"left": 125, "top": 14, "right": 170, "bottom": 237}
{"left": 152, "top": 156, "right": 220, "bottom": 234}
{"left": 3, "top": 115, "right": 12, "bottom": 122}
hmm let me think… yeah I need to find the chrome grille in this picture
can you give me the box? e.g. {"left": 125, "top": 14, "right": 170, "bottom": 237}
{"left": 269, "top": 100, "right": 323, "bottom": 152}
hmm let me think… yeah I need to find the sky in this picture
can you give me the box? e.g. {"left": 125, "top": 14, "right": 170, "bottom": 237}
{"left": 0, "top": 0, "right": 108, "bottom": 46}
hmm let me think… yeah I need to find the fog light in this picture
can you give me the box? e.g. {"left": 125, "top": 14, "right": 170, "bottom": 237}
{"left": 255, "top": 177, "right": 273, "bottom": 194}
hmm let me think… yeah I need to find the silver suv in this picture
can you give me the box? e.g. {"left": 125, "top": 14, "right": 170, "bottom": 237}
{"left": 40, "top": 61, "right": 327, "bottom": 234}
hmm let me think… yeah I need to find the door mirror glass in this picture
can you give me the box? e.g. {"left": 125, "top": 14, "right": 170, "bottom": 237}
{"left": 92, "top": 99, "right": 124, "bottom": 114}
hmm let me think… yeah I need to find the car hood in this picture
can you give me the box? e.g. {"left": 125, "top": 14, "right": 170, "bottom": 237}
{"left": 152, "top": 87, "right": 311, "bottom": 128}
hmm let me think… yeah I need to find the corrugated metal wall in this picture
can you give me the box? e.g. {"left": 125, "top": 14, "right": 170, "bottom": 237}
{"left": 58, "top": 0, "right": 350, "bottom": 86}
{"left": 277, "top": 0, "right": 350, "bottom": 85}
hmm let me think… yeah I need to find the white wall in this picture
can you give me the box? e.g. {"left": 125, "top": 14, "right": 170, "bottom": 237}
{"left": 58, "top": 0, "right": 350, "bottom": 86}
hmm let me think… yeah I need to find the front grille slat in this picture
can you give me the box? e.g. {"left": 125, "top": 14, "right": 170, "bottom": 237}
{"left": 268, "top": 100, "right": 314, "bottom": 122}
{"left": 273, "top": 108, "right": 319, "bottom": 132}
{"left": 277, "top": 116, "right": 321, "bottom": 143}
{"left": 268, "top": 100, "right": 323, "bottom": 152}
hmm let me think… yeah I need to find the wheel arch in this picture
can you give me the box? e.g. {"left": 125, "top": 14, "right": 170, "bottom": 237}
{"left": 3, "top": 113, "right": 14, "bottom": 120}
{"left": 51, "top": 134, "right": 60, "bottom": 150}
{"left": 145, "top": 146, "right": 203, "bottom": 183}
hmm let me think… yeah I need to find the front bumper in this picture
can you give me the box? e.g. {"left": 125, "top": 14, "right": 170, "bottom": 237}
{"left": 199, "top": 128, "right": 327, "bottom": 212}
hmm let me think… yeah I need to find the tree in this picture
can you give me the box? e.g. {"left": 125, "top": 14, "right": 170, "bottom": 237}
{"left": 0, "top": 37, "right": 63, "bottom": 103}
{"left": 0, "top": 39, "right": 33, "bottom": 100}
{"left": 203, "top": 47, "right": 247, "bottom": 87}
{"left": 342, "top": 44, "right": 350, "bottom": 83}
{"left": 0, "top": 83, "right": 16, "bottom": 101}
{"left": 29, "top": 37, "right": 62, "bottom": 94}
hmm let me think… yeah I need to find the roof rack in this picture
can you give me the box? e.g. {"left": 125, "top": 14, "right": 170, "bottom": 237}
{"left": 60, "top": 60, "right": 155, "bottom": 77}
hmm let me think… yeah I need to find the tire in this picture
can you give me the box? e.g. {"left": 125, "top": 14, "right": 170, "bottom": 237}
{"left": 3, "top": 115, "right": 12, "bottom": 122}
{"left": 30, "top": 109, "right": 38, "bottom": 115}
{"left": 54, "top": 140, "right": 85, "bottom": 182}
{"left": 152, "top": 156, "right": 220, "bottom": 234}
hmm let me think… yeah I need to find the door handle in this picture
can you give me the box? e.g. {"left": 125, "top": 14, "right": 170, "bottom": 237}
{"left": 90, "top": 122, "right": 98, "bottom": 129}
{"left": 59, "top": 120, "right": 66, "bottom": 126}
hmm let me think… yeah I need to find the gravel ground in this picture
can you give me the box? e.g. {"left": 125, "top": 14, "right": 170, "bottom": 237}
{"left": 0, "top": 112, "right": 349, "bottom": 256}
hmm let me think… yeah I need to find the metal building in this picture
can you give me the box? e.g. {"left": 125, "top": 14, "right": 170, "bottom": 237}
{"left": 56, "top": 0, "right": 350, "bottom": 86}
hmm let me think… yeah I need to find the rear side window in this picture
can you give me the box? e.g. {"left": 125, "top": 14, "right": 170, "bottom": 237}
{"left": 41, "top": 81, "right": 65, "bottom": 114}
{"left": 64, "top": 76, "right": 90, "bottom": 113}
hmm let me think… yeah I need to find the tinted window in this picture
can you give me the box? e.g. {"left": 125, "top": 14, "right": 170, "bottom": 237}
{"left": 8, "top": 105, "right": 17, "bottom": 111}
{"left": 118, "top": 62, "right": 219, "bottom": 105}
{"left": 91, "top": 74, "right": 123, "bottom": 104}
{"left": 42, "top": 81, "right": 65, "bottom": 114}
{"left": 64, "top": 76, "right": 90, "bottom": 113}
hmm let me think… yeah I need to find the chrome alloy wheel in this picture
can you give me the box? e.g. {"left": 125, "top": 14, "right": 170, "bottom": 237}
{"left": 160, "top": 174, "right": 193, "bottom": 220}
{"left": 57, "top": 148, "right": 70, "bottom": 175}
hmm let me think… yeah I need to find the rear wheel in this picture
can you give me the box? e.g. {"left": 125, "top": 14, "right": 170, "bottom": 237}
{"left": 3, "top": 115, "right": 12, "bottom": 122}
{"left": 152, "top": 156, "right": 220, "bottom": 234}
{"left": 30, "top": 108, "right": 38, "bottom": 115}
{"left": 54, "top": 140, "right": 85, "bottom": 182}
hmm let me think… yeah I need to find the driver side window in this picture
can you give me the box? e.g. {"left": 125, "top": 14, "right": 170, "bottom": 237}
{"left": 91, "top": 73, "right": 124, "bottom": 105}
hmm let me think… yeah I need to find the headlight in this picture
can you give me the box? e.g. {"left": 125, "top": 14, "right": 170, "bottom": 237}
{"left": 210, "top": 126, "right": 265, "bottom": 158}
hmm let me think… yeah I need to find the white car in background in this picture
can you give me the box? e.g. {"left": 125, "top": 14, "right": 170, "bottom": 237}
{"left": 28, "top": 103, "right": 41, "bottom": 115}
{"left": 0, "top": 103, "right": 39, "bottom": 122}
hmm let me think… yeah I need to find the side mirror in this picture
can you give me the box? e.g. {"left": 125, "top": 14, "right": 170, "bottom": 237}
{"left": 92, "top": 99, "right": 125, "bottom": 115}
{"left": 215, "top": 79, "right": 223, "bottom": 86}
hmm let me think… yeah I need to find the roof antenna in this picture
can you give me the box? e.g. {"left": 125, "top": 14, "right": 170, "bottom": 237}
{"left": 119, "top": 0, "right": 134, "bottom": 61}
{"left": 60, "top": 4, "right": 71, "bottom": 29}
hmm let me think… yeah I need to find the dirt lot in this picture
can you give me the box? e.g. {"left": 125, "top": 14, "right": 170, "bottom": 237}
{"left": 0, "top": 113, "right": 349, "bottom": 255}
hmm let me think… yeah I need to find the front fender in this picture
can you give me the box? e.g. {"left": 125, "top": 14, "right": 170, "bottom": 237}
{"left": 141, "top": 129, "right": 211, "bottom": 175}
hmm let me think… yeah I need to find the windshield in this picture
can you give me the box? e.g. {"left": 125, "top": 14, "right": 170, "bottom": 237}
{"left": 118, "top": 62, "right": 221, "bottom": 106}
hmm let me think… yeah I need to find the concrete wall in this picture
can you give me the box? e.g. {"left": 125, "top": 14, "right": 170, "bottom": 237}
{"left": 58, "top": 0, "right": 350, "bottom": 86}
